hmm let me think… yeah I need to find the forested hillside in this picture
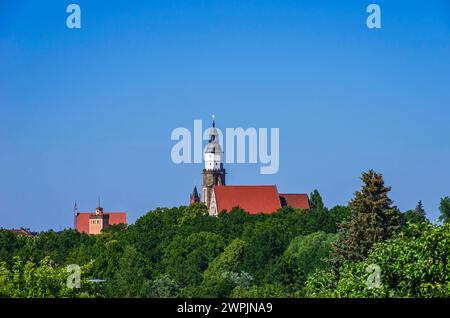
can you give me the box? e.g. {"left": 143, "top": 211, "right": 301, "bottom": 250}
{"left": 1, "top": 170, "right": 449, "bottom": 298}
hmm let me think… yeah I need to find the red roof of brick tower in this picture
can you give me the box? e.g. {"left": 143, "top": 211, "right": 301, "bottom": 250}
{"left": 75, "top": 212, "right": 127, "bottom": 234}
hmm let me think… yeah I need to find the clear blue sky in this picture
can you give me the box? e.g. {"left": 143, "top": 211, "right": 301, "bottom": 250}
{"left": 1, "top": 0, "right": 449, "bottom": 231}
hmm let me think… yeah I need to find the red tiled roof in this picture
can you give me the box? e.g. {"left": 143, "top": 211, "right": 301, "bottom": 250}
{"left": 76, "top": 212, "right": 127, "bottom": 234}
{"left": 107, "top": 212, "right": 127, "bottom": 226}
{"left": 279, "top": 193, "right": 310, "bottom": 209}
{"left": 214, "top": 185, "right": 282, "bottom": 214}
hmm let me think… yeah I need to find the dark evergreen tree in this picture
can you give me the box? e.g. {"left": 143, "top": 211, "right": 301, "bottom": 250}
{"left": 402, "top": 200, "right": 428, "bottom": 227}
{"left": 415, "top": 200, "right": 425, "bottom": 216}
{"left": 331, "top": 170, "right": 401, "bottom": 266}
{"left": 438, "top": 196, "right": 450, "bottom": 224}
{"left": 309, "top": 189, "right": 325, "bottom": 210}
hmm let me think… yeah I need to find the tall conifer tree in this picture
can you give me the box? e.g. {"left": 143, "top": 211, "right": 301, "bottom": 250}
{"left": 331, "top": 170, "right": 400, "bottom": 265}
{"left": 309, "top": 190, "right": 325, "bottom": 210}
{"left": 438, "top": 197, "right": 450, "bottom": 224}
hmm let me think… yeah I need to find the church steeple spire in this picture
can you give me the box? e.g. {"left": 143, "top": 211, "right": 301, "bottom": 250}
{"left": 190, "top": 185, "right": 200, "bottom": 205}
{"left": 202, "top": 115, "right": 226, "bottom": 209}
{"left": 73, "top": 201, "right": 78, "bottom": 229}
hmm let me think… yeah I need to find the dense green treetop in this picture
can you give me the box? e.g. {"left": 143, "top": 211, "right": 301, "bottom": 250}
{"left": 0, "top": 170, "right": 448, "bottom": 298}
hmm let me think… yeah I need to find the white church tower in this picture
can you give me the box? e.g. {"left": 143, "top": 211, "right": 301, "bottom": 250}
{"left": 202, "top": 115, "right": 226, "bottom": 208}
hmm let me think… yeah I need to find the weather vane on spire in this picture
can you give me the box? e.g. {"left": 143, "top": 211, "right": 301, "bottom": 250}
{"left": 212, "top": 114, "right": 215, "bottom": 128}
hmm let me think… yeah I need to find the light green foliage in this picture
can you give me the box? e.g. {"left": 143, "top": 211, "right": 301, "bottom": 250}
{"left": 305, "top": 223, "right": 450, "bottom": 298}
{"left": 0, "top": 256, "right": 97, "bottom": 297}
{"left": 302, "top": 268, "right": 338, "bottom": 298}
{"left": 178, "top": 203, "right": 209, "bottom": 226}
{"left": 149, "top": 274, "right": 180, "bottom": 298}
{"left": 230, "top": 284, "right": 288, "bottom": 298}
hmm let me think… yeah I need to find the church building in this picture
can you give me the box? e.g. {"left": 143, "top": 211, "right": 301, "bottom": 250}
{"left": 190, "top": 116, "right": 310, "bottom": 215}
{"left": 74, "top": 201, "right": 127, "bottom": 235}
